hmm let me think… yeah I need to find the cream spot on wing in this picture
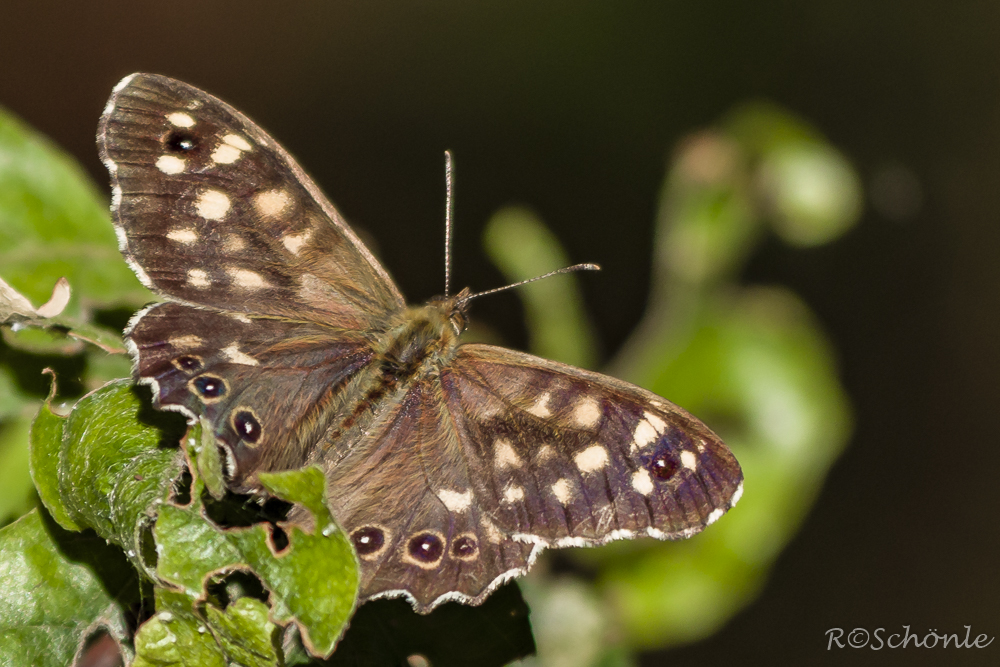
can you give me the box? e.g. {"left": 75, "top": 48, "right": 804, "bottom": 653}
{"left": 282, "top": 230, "right": 312, "bottom": 255}
{"left": 536, "top": 445, "right": 556, "bottom": 462}
{"left": 156, "top": 155, "right": 186, "bottom": 174}
{"left": 221, "top": 343, "right": 259, "bottom": 366}
{"left": 631, "top": 469, "right": 654, "bottom": 495}
{"left": 195, "top": 189, "right": 231, "bottom": 220}
{"left": 574, "top": 445, "right": 609, "bottom": 473}
{"left": 527, "top": 391, "right": 553, "bottom": 418}
{"left": 224, "top": 133, "right": 252, "bottom": 151}
{"left": 706, "top": 508, "right": 724, "bottom": 525}
{"left": 631, "top": 411, "right": 667, "bottom": 452}
{"left": 494, "top": 439, "right": 523, "bottom": 469}
{"left": 255, "top": 188, "right": 292, "bottom": 219}
{"left": 645, "top": 411, "right": 667, "bottom": 432}
{"left": 167, "top": 112, "right": 195, "bottom": 128}
{"left": 551, "top": 478, "right": 572, "bottom": 505}
{"left": 632, "top": 420, "right": 658, "bottom": 451}
{"left": 186, "top": 269, "right": 210, "bottom": 288}
{"left": 571, "top": 395, "right": 601, "bottom": 428}
{"left": 503, "top": 485, "right": 525, "bottom": 503}
{"left": 480, "top": 516, "right": 503, "bottom": 543}
{"left": 227, "top": 267, "right": 267, "bottom": 289}
{"left": 166, "top": 228, "right": 198, "bottom": 244}
{"left": 680, "top": 450, "right": 698, "bottom": 471}
{"left": 222, "top": 235, "right": 246, "bottom": 253}
{"left": 211, "top": 134, "right": 253, "bottom": 164}
{"left": 227, "top": 313, "right": 252, "bottom": 324}
{"left": 211, "top": 143, "right": 242, "bottom": 164}
{"left": 437, "top": 489, "right": 473, "bottom": 512}
{"left": 168, "top": 334, "right": 203, "bottom": 349}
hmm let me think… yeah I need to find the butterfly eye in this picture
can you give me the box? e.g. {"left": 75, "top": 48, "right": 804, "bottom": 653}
{"left": 350, "top": 526, "right": 386, "bottom": 558}
{"left": 407, "top": 532, "right": 445, "bottom": 565}
{"left": 165, "top": 130, "right": 197, "bottom": 152}
{"left": 191, "top": 375, "right": 227, "bottom": 399}
{"left": 232, "top": 410, "right": 262, "bottom": 444}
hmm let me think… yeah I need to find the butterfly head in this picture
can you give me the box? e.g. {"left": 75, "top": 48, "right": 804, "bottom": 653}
{"left": 433, "top": 286, "right": 472, "bottom": 337}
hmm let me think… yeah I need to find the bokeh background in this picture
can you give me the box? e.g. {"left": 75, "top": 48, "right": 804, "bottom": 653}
{"left": 2, "top": 2, "right": 998, "bottom": 665}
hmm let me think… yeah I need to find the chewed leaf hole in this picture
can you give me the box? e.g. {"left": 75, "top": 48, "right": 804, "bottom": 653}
{"left": 205, "top": 570, "right": 268, "bottom": 609}
{"left": 270, "top": 524, "right": 289, "bottom": 552}
{"left": 79, "top": 631, "right": 123, "bottom": 667}
{"left": 202, "top": 489, "right": 292, "bottom": 529}
{"left": 171, "top": 468, "right": 193, "bottom": 505}
{"left": 139, "top": 519, "right": 158, "bottom": 572}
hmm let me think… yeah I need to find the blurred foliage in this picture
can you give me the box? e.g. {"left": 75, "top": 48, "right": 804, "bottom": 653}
{"left": 488, "top": 102, "right": 858, "bottom": 662}
{"left": 0, "top": 98, "right": 858, "bottom": 665}
{"left": 0, "top": 105, "right": 148, "bottom": 527}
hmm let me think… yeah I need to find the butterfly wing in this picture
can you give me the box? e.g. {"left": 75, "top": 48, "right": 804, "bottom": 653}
{"left": 127, "top": 303, "right": 376, "bottom": 489}
{"left": 99, "top": 73, "right": 404, "bottom": 486}
{"left": 98, "top": 73, "right": 404, "bottom": 328}
{"left": 445, "top": 345, "right": 743, "bottom": 541}
{"left": 326, "top": 343, "right": 742, "bottom": 612}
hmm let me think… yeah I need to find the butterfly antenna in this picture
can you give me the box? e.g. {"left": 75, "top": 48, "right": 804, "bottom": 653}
{"left": 444, "top": 151, "right": 455, "bottom": 297}
{"left": 456, "top": 263, "right": 601, "bottom": 307}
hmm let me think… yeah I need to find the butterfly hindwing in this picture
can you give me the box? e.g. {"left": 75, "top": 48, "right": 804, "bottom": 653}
{"left": 325, "top": 378, "right": 535, "bottom": 609}
{"left": 99, "top": 73, "right": 404, "bottom": 329}
{"left": 127, "top": 303, "right": 375, "bottom": 488}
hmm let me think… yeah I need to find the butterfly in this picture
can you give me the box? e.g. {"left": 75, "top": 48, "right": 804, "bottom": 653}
{"left": 98, "top": 73, "right": 743, "bottom": 613}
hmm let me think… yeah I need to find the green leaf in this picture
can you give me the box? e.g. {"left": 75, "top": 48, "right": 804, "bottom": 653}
{"left": 0, "top": 365, "right": 31, "bottom": 422}
{"left": 155, "top": 466, "right": 359, "bottom": 659}
{"left": 192, "top": 417, "right": 228, "bottom": 500}
{"left": 28, "top": 379, "right": 76, "bottom": 530}
{"left": 29, "top": 378, "right": 186, "bottom": 573}
{"left": 0, "top": 106, "right": 151, "bottom": 319}
{"left": 0, "top": 415, "right": 36, "bottom": 524}
{"left": 133, "top": 589, "right": 226, "bottom": 667}
{"left": 0, "top": 509, "right": 137, "bottom": 667}
{"left": 204, "top": 597, "right": 281, "bottom": 667}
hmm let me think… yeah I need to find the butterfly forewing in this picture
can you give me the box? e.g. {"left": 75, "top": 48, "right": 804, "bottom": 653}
{"left": 99, "top": 73, "right": 403, "bottom": 329}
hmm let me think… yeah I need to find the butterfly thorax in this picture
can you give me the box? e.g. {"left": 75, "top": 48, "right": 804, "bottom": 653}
{"left": 377, "top": 290, "right": 470, "bottom": 380}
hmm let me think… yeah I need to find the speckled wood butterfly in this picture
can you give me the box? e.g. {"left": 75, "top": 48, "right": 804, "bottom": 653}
{"left": 98, "top": 73, "right": 743, "bottom": 613}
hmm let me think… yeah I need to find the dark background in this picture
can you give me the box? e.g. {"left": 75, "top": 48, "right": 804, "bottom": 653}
{"left": 3, "top": 2, "right": 997, "bottom": 665}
